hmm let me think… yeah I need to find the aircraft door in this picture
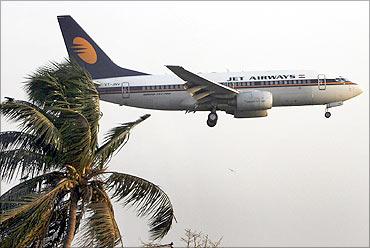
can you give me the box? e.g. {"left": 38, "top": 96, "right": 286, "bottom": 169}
{"left": 121, "top": 82, "right": 130, "bottom": 98}
{"left": 318, "top": 74, "right": 326, "bottom": 90}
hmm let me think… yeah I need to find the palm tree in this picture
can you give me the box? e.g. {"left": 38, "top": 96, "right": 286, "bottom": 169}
{"left": 0, "top": 60, "right": 175, "bottom": 247}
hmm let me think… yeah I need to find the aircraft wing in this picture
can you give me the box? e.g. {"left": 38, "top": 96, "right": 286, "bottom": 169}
{"left": 166, "top": 66, "right": 238, "bottom": 103}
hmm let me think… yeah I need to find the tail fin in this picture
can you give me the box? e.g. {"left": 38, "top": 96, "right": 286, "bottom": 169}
{"left": 57, "top": 15, "right": 149, "bottom": 79}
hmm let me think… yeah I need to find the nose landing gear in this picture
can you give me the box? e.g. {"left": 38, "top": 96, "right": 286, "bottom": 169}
{"left": 207, "top": 111, "right": 218, "bottom": 127}
{"left": 324, "top": 102, "right": 343, "bottom": 119}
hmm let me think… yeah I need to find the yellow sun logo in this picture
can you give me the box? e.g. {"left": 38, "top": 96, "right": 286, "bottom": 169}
{"left": 72, "top": 37, "right": 97, "bottom": 64}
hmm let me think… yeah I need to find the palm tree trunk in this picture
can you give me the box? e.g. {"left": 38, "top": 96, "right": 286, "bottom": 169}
{"left": 64, "top": 190, "right": 78, "bottom": 248}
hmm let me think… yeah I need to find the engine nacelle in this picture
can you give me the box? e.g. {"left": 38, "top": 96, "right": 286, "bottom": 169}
{"left": 236, "top": 90, "right": 273, "bottom": 111}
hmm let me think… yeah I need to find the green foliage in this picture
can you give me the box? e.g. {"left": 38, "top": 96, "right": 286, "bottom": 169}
{"left": 0, "top": 60, "right": 174, "bottom": 247}
{"left": 79, "top": 182, "right": 122, "bottom": 247}
{"left": 0, "top": 100, "right": 62, "bottom": 150}
{"left": 95, "top": 114, "right": 150, "bottom": 168}
{"left": 106, "top": 172, "right": 174, "bottom": 240}
{"left": 0, "top": 180, "right": 71, "bottom": 248}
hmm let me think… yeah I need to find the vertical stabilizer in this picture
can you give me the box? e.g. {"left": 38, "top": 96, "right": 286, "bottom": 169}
{"left": 58, "top": 15, "right": 149, "bottom": 79}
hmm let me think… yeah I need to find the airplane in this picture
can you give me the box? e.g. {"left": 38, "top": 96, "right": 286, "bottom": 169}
{"left": 58, "top": 15, "right": 363, "bottom": 127}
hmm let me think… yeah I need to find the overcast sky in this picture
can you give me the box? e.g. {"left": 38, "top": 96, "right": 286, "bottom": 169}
{"left": 1, "top": 1, "right": 369, "bottom": 247}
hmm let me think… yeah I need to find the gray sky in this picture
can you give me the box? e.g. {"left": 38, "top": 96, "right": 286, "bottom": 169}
{"left": 1, "top": 1, "right": 369, "bottom": 247}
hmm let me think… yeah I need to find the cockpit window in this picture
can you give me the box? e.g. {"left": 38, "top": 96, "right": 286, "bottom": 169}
{"left": 335, "top": 77, "right": 348, "bottom": 82}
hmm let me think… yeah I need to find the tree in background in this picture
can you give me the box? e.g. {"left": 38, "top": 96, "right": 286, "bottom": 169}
{"left": 0, "top": 60, "right": 174, "bottom": 247}
{"left": 180, "top": 229, "right": 222, "bottom": 248}
{"left": 143, "top": 229, "right": 222, "bottom": 248}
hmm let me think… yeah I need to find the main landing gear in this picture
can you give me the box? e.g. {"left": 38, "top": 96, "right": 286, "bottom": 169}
{"left": 207, "top": 111, "right": 218, "bottom": 127}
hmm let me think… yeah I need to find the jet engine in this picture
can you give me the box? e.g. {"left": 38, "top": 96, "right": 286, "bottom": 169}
{"left": 236, "top": 90, "right": 273, "bottom": 111}
{"left": 227, "top": 90, "right": 272, "bottom": 118}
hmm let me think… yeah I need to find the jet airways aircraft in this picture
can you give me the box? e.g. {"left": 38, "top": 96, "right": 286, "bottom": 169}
{"left": 58, "top": 15, "right": 362, "bottom": 127}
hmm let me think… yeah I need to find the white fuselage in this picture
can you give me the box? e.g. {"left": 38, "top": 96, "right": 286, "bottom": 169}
{"left": 95, "top": 70, "right": 362, "bottom": 112}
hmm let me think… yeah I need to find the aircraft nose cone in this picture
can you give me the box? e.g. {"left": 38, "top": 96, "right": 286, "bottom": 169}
{"left": 353, "top": 84, "right": 363, "bottom": 97}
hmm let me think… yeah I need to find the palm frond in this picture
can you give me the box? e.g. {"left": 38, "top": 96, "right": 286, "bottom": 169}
{"left": 0, "top": 171, "right": 65, "bottom": 211}
{"left": 24, "top": 70, "right": 69, "bottom": 109}
{"left": 25, "top": 60, "right": 100, "bottom": 149}
{"left": 41, "top": 199, "right": 69, "bottom": 248}
{"left": 41, "top": 192, "right": 85, "bottom": 248}
{"left": 25, "top": 59, "right": 96, "bottom": 108}
{"left": 54, "top": 108, "right": 93, "bottom": 167}
{"left": 0, "top": 100, "right": 62, "bottom": 149}
{"left": 105, "top": 172, "right": 174, "bottom": 240}
{"left": 0, "top": 131, "right": 61, "bottom": 181}
{"left": 0, "top": 131, "right": 49, "bottom": 153}
{"left": 0, "top": 179, "right": 71, "bottom": 248}
{"left": 40, "top": 192, "right": 85, "bottom": 248}
{"left": 0, "top": 149, "right": 50, "bottom": 182}
{"left": 94, "top": 114, "right": 150, "bottom": 167}
{"left": 78, "top": 183, "right": 122, "bottom": 247}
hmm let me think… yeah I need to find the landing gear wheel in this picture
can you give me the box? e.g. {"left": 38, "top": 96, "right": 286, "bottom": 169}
{"left": 207, "top": 119, "right": 217, "bottom": 127}
{"left": 208, "top": 112, "right": 218, "bottom": 122}
{"left": 207, "top": 112, "right": 218, "bottom": 127}
{"left": 325, "top": 111, "right": 331, "bottom": 118}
